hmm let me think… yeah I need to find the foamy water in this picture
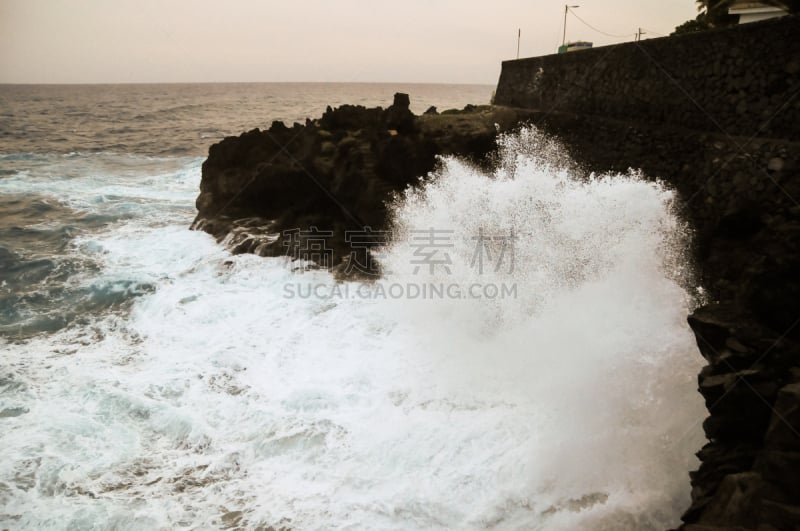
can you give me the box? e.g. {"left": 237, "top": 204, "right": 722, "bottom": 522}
{"left": 0, "top": 127, "right": 705, "bottom": 530}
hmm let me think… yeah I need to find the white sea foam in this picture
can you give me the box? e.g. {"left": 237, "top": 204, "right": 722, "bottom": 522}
{"left": 0, "top": 153, "right": 201, "bottom": 215}
{"left": 0, "top": 128, "right": 705, "bottom": 530}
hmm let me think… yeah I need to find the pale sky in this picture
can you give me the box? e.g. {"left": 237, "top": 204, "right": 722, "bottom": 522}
{"left": 0, "top": 0, "right": 698, "bottom": 84}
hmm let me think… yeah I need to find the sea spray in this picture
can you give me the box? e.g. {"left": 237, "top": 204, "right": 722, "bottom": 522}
{"left": 0, "top": 128, "right": 705, "bottom": 530}
{"left": 372, "top": 126, "right": 705, "bottom": 529}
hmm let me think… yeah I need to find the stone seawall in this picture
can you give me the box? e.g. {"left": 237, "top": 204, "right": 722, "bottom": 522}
{"left": 495, "top": 16, "right": 800, "bottom": 139}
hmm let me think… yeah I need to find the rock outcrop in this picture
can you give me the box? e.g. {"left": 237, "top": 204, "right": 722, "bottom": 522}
{"left": 192, "top": 94, "right": 528, "bottom": 274}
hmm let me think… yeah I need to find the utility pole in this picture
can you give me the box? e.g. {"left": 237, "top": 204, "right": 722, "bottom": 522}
{"left": 562, "top": 5, "right": 580, "bottom": 47}
{"left": 636, "top": 28, "right": 646, "bottom": 42}
{"left": 517, "top": 28, "right": 521, "bottom": 59}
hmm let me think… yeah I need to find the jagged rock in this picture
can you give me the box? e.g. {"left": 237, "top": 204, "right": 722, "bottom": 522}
{"left": 763, "top": 383, "right": 800, "bottom": 451}
{"left": 192, "top": 96, "right": 532, "bottom": 273}
{"left": 685, "top": 299, "right": 800, "bottom": 528}
{"left": 692, "top": 472, "right": 765, "bottom": 527}
{"left": 756, "top": 450, "right": 800, "bottom": 499}
{"left": 759, "top": 499, "right": 800, "bottom": 529}
{"left": 384, "top": 92, "right": 415, "bottom": 134}
{"left": 748, "top": 266, "right": 800, "bottom": 340}
{"left": 687, "top": 304, "right": 763, "bottom": 366}
{"left": 714, "top": 209, "right": 764, "bottom": 240}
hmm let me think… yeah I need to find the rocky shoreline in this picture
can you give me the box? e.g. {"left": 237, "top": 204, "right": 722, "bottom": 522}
{"left": 192, "top": 94, "right": 531, "bottom": 275}
{"left": 193, "top": 95, "right": 799, "bottom": 529}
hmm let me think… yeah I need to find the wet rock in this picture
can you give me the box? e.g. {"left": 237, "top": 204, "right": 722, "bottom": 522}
{"left": 759, "top": 499, "right": 800, "bottom": 529}
{"left": 763, "top": 383, "right": 800, "bottom": 451}
{"left": 714, "top": 209, "right": 763, "bottom": 240}
{"left": 192, "top": 96, "right": 533, "bottom": 273}
{"left": 692, "top": 472, "right": 764, "bottom": 527}
{"left": 748, "top": 266, "right": 800, "bottom": 340}
{"left": 756, "top": 450, "right": 800, "bottom": 497}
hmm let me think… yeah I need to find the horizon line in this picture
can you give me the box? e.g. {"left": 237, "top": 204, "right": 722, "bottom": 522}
{"left": 0, "top": 80, "right": 497, "bottom": 87}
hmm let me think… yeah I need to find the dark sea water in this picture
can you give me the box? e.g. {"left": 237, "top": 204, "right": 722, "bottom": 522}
{"left": 0, "top": 82, "right": 705, "bottom": 530}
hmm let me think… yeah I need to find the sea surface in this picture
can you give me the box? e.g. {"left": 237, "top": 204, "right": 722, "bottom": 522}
{"left": 0, "top": 83, "right": 705, "bottom": 530}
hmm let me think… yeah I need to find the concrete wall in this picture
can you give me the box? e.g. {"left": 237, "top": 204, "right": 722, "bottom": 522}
{"left": 494, "top": 15, "right": 800, "bottom": 139}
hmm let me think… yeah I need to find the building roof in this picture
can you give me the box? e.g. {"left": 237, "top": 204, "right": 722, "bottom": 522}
{"left": 728, "top": 1, "right": 789, "bottom": 13}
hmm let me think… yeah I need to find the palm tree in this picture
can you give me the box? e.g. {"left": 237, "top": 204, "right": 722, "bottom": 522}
{"left": 695, "top": 0, "right": 737, "bottom": 28}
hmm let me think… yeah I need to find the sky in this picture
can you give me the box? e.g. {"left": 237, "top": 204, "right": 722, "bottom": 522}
{"left": 0, "top": 0, "right": 698, "bottom": 84}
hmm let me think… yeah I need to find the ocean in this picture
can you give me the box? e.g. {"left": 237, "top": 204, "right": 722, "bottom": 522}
{"left": 0, "top": 82, "right": 705, "bottom": 530}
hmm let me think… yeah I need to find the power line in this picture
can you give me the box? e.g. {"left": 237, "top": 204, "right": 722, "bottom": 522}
{"left": 567, "top": 8, "right": 635, "bottom": 40}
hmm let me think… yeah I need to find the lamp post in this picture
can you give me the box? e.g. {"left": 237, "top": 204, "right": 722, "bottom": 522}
{"left": 562, "top": 4, "right": 580, "bottom": 47}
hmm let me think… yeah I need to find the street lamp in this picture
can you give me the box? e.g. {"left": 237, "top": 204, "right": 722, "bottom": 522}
{"left": 562, "top": 5, "right": 580, "bottom": 47}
